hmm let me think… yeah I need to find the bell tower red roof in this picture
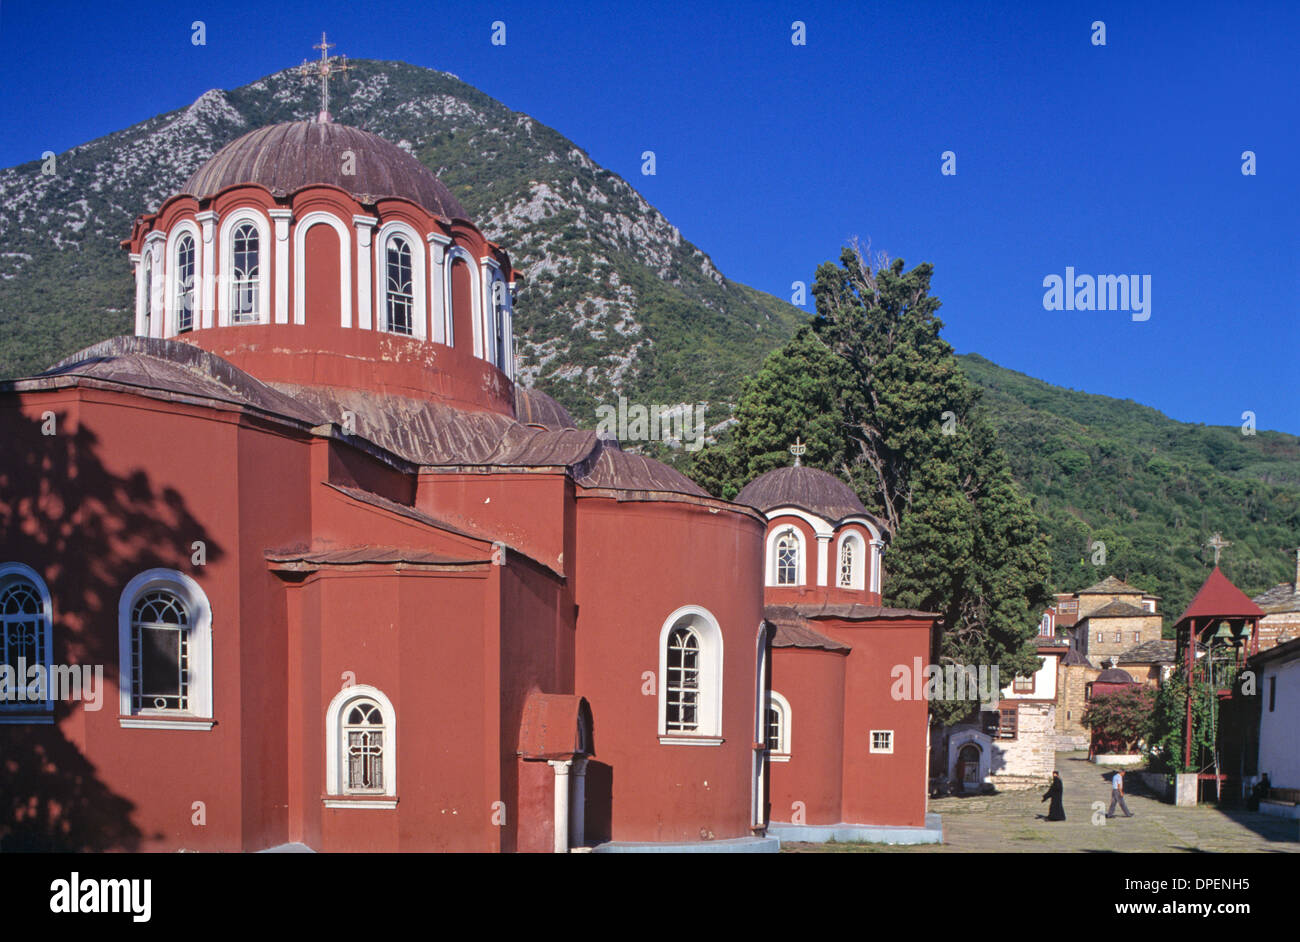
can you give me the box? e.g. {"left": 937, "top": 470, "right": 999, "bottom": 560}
{"left": 1175, "top": 566, "right": 1265, "bottom": 626}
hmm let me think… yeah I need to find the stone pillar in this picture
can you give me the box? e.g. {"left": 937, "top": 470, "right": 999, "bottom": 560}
{"left": 269, "top": 209, "right": 292, "bottom": 325}
{"left": 869, "top": 539, "right": 884, "bottom": 594}
{"left": 196, "top": 211, "right": 218, "bottom": 329}
{"left": 1175, "top": 773, "right": 1198, "bottom": 807}
{"left": 569, "top": 757, "right": 588, "bottom": 849}
{"left": 548, "top": 759, "right": 573, "bottom": 853}
{"left": 816, "top": 533, "right": 831, "bottom": 587}
{"left": 427, "top": 233, "right": 450, "bottom": 344}
{"left": 354, "top": 216, "right": 377, "bottom": 330}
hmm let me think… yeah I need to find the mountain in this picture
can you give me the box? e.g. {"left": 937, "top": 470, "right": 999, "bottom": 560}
{"left": 2, "top": 60, "right": 1295, "bottom": 621}
{"left": 959, "top": 353, "right": 1300, "bottom": 622}
{"left": 0, "top": 60, "right": 805, "bottom": 423}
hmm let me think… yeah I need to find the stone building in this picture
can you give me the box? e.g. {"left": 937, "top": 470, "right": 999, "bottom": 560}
{"left": 1068, "top": 576, "right": 1163, "bottom": 661}
{"left": 1115, "top": 639, "right": 1176, "bottom": 686}
{"left": 1055, "top": 646, "right": 1098, "bottom": 751}
{"left": 1252, "top": 550, "right": 1300, "bottom": 651}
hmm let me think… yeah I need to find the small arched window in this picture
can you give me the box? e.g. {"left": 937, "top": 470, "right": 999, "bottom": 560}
{"left": 385, "top": 236, "right": 414, "bottom": 335}
{"left": 0, "top": 566, "right": 52, "bottom": 717}
{"left": 324, "top": 685, "right": 398, "bottom": 806}
{"left": 174, "top": 233, "right": 196, "bottom": 333}
{"left": 230, "top": 222, "right": 260, "bottom": 323}
{"left": 492, "top": 279, "right": 508, "bottom": 369}
{"left": 839, "top": 540, "right": 855, "bottom": 587}
{"left": 776, "top": 530, "right": 799, "bottom": 585}
{"left": 657, "top": 606, "right": 724, "bottom": 743}
{"left": 118, "top": 569, "right": 213, "bottom": 726}
{"left": 767, "top": 691, "right": 792, "bottom": 758}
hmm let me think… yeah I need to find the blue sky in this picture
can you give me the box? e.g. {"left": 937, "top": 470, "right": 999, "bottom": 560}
{"left": 1, "top": 0, "right": 1296, "bottom": 433}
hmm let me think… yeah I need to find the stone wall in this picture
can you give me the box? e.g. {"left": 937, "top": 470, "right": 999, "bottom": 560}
{"left": 1056, "top": 663, "right": 1098, "bottom": 737}
{"left": 991, "top": 702, "right": 1056, "bottom": 789}
{"left": 1080, "top": 614, "right": 1163, "bottom": 661}
{"left": 1260, "top": 613, "right": 1300, "bottom": 651}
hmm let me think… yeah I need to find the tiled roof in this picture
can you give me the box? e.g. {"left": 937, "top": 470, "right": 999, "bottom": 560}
{"left": 1116, "top": 639, "right": 1176, "bottom": 664}
{"left": 1082, "top": 600, "right": 1152, "bottom": 619}
{"left": 1061, "top": 647, "right": 1096, "bottom": 668}
{"left": 764, "top": 606, "right": 851, "bottom": 652}
{"left": 1078, "top": 575, "right": 1155, "bottom": 596}
{"left": 1176, "top": 567, "right": 1266, "bottom": 625}
{"left": 1253, "top": 581, "right": 1300, "bottom": 614}
{"left": 736, "top": 465, "right": 875, "bottom": 524}
{"left": 787, "top": 601, "right": 937, "bottom": 621}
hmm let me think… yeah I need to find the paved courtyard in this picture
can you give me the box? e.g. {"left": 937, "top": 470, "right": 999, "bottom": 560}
{"left": 784, "top": 752, "right": 1300, "bottom": 853}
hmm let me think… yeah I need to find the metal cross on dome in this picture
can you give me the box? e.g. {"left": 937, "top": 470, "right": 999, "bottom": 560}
{"left": 1206, "top": 532, "right": 1231, "bottom": 566}
{"left": 789, "top": 437, "right": 806, "bottom": 467}
{"left": 300, "top": 32, "right": 351, "bottom": 123}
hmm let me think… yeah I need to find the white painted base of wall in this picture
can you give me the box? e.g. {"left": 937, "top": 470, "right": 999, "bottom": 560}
{"left": 1260, "top": 799, "right": 1300, "bottom": 820}
{"left": 1093, "top": 754, "right": 1144, "bottom": 766}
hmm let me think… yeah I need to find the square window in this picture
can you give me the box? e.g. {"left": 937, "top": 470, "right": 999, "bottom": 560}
{"left": 869, "top": 730, "right": 893, "bottom": 754}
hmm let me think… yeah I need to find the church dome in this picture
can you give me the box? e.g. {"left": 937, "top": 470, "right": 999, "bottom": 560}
{"left": 183, "top": 120, "right": 468, "bottom": 220}
{"left": 736, "top": 465, "right": 870, "bottom": 522}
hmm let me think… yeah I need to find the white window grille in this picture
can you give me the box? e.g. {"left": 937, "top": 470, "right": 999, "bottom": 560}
{"left": 385, "top": 237, "right": 414, "bottom": 335}
{"left": 131, "top": 589, "right": 190, "bottom": 712}
{"left": 870, "top": 729, "right": 894, "bottom": 754}
{"left": 776, "top": 531, "right": 799, "bottom": 585}
{"left": 1, "top": 579, "right": 44, "bottom": 701}
{"left": 230, "top": 223, "right": 260, "bottom": 323}
{"left": 175, "top": 234, "right": 195, "bottom": 333}
{"left": 345, "top": 699, "right": 385, "bottom": 792}
{"left": 838, "top": 540, "right": 854, "bottom": 587}
{"left": 665, "top": 625, "right": 700, "bottom": 732}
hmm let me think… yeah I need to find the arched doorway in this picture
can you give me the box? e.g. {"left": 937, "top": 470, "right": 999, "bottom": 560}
{"left": 956, "top": 743, "right": 982, "bottom": 793}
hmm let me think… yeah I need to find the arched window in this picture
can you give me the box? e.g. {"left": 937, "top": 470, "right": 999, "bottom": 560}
{"left": 665, "top": 625, "right": 700, "bottom": 732}
{"left": 325, "top": 685, "right": 398, "bottom": 807}
{"left": 385, "top": 236, "right": 414, "bottom": 335}
{"left": 836, "top": 531, "right": 867, "bottom": 590}
{"left": 0, "top": 564, "right": 53, "bottom": 719}
{"left": 230, "top": 222, "right": 260, "bottom": 323}
{"left": 657, "top": 606, "right": 724, "bottom": 744}
{"left": 175, "top": 233, "right": 196, "bottom": 333}
{"left": 767, "top": 691, "right": 791, "bottom": 759}
{"left": 491, "top": 279, "right": 508, "bottom": 369}
{"left": 118, "top": 569, "right": 213, "bottom": 727}
{"left": 776, "top": 530, "right": 799, "bottom": 585}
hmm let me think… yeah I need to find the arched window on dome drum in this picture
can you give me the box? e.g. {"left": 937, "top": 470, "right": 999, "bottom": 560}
{"left": 175, "top": 234, "right": 195, "bottom": 333}
{"left": 776, "top": 531, "right": 799, "bottom": 585}
{"left": 344, "top": 698, "right": 385, "bottom": 792}
{"left": 665, "top": 625, "right": 701, "bottom": 732}
{"left": 130, "top": 589, "right": 191, "bottom": 712}
{"left": 839, "top": 540, "right": 855, "bottom": 588}
{"left": 230, "top": 223, "right": 260, "bottom": 324}
{"left": 492, "top": 280, "right": 508, "bottom": 369}
{"left": 385, "top": 236, "right": 414, "bottom": 336}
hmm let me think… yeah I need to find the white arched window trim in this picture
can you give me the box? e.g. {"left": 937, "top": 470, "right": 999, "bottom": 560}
{"left": 163, "top": 220, "right": 201, "bottom": 338}
{"left": 443, "top": 245, "right": 483, "bottom": 355}
{"left": 768, "top": 690, "right": 792, "bottom": 760}
{"left": 836, "top": 530, "right": 868, "bottom": 591}
{"left": 373, "top": 220, "right": 427, "bottom": 339}
{"left": 117, "top": 569, "right": 213, "bottom": 729}
{"left": 0, "top": 562, "right": 54, "bottom": 723}
{"left": 324, "top": 684, "right": 398, "bottom": 808}
{"left": 766, "top": 524, "right": 807, "bottom": 587}
{"left": 657, "top": 604, "right": 724, "bottom": 745}
{"left": 486, "top": 264, "right": 513, "bottom": 375}
{"left": 293, "top": 211, "right": 353, "bottom": 328}
{"left": 137, "top": 234, "right": 166, "bottom": 338}
{"left": 217, "top": 208, "right": 271, "bottom": 327}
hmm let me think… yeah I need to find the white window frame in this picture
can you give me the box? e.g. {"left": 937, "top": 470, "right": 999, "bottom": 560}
{"left": 870, "top": 729, "right": 894, "bottom": 754}
{"left": 657, "top": 605, "right": 724, "bottom": 745}
{"left": 293, "top": 210, "right": 353, "bottom": 328}
{"left": 325, "top": 684, "right": 398, "bottom": 808}
{"left": 217, "top": 208, "right": 271, "bottom": 326}
{"left": 117, "top": 569, "right": 213, "bottom": 729}
{"left": 373, "top": 221, "right": 427, "bottom": 339}
{"left": 768, "top": 690, "right": 792, "bottom": 761}
{"left": 767, "top": 525, "right": 806, "bottom": 587}
{"left": 164, "top": 220, "right": 201, "bottom": 337}
{"left": 836, "top": 530, "right": 867, "bottom": 590}
{"left": 443, "top": 245, "right": 482, "bottom": 354}
{"left": 0, "top": 563, "right": 54, "bottom": 724}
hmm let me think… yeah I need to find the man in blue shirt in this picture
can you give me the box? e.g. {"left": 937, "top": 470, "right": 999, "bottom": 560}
{"left": 1106, "top": 769, "right": 1134, "bottom": 818}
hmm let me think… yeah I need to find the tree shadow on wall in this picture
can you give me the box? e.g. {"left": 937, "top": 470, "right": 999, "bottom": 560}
{"left": 0, "top": 406, "right": 224, "bottom": 850}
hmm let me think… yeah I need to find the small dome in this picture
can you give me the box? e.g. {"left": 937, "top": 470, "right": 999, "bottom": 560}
{"left": 735, "top": 465, "right": 870, "bottom": 522}
{"left": 184, "top": 121, "right": 467, "bottom": 220}
{"left": 1095, "top": 668, "right": 1136, "bottom": 684}
{"left": 514, "top": 386, "right": 577, "bottom": 430}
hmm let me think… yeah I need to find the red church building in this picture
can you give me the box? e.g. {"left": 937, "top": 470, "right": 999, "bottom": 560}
{"left": 0, "top": 102, "right": 939, "bottom": 851}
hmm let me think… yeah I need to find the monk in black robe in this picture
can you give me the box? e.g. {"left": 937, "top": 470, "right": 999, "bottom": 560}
{"left": 1042, "top": 771, "right": 1065, "bottom": 821}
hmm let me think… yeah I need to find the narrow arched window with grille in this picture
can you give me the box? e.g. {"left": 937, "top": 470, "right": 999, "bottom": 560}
{"left": 142, "top": 255, "right": 154, "bottom": 335}
{"left": 230, "top": 223, "right": 260, "bottom": 323}
{"left": 131, "top": 589, "right": 190, "bottom": 712}
{"left": 175, "top": 234, "right": 196, "bottom": 332}
{"left": 385, "top": 237, "right": 414, "bottom": 335}
{"left": 344, "top": 699, "right": 385, "bottom": 792}
{"left": 665, "top": 625, "right": 701, "bottom": 732}
{"left": 492, "top": 280, "right": 508, "bottom": 368}
{"left": 776, "top": 531, "right": 799, "bottom": 585}
{"left": 839, "top": 540, "right": 855, "bottom": 587}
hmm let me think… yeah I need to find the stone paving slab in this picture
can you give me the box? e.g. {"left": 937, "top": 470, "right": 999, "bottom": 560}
{"left": 784, "top": 752, "right": 1300, "bottom": 853}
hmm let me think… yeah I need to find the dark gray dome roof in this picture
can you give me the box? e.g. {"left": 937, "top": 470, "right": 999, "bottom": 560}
{"left": 514, "top": 386, "right": 577, "bottom": 430}
{"left": 735, "top": 465, "right": 871, "bottom": 522}
{"left": 183, "top": 121, "right": 468, "bottom": 220}
{"left": 1095, "top": 668, "right": 1136, "bottom": 684}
